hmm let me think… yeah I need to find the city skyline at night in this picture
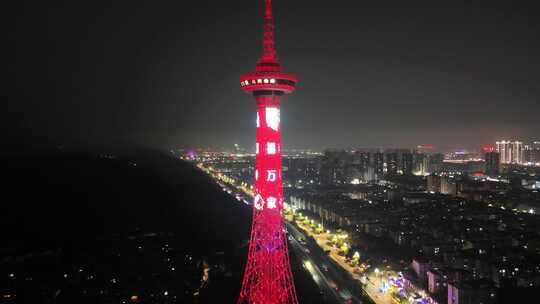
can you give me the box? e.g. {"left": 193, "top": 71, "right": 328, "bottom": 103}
{"left": 5, "top": 1, "right": 540, "bottom": 303}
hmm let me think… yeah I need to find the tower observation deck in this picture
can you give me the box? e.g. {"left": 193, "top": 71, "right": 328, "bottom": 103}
{"left": 239, "top": 0, "right": 297, "bottom": 97}
{"left": 237, "top": 1, "right": 299, "bottom": 304}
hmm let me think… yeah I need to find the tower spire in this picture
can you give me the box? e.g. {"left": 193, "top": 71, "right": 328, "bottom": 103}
{"left": 261, "top": 0, "right": 278, "bottom": 63}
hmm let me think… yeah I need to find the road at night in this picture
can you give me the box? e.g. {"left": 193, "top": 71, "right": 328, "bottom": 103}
{"left": 286, "top": 222, "right": 369, "bottom": 304}
{"left": 287, "top": 233, "right": 342, "bottom": 304}
{"left": 294, "top": 222, "right": 394, "bottom": 304}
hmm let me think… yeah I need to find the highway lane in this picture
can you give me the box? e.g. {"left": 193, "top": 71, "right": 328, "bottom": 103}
{"left": 287, "top": 222, "right": 367, "bottom": 304}
{"left": 298, "top": 225, "right": 393, "bottom": 304}
{"left": 288, "top": 234, "right": 343, "bottom": 304}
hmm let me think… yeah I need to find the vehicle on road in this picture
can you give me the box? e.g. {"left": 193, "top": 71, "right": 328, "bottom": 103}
{"left": 322, "top": 264, "right": 329, "bottom": 272}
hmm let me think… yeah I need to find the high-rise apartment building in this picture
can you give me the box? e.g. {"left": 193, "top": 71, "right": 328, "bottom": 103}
{"left": 428, "top": 153, "right": 444, "bottom": 173}
{"left": 496, "top": 140, "right": 523, "bottom": 164}
{"left": 484, "top": 152, "right": 500, "bottom": 176}
{"left": 322, "top": 150, "right": 348, "bottom": 185}
{"left": 413, "top": 153, "right": 430, "bottom": 175}
{"left": 534, "top": 141, "right": 540, "bottom": 164}
{"left": 374, "top": 152, "right": 384, "bottom": 179}
{"left": 386, "top": 152, "right": 398, "bottom": 175}
{"left": 402, "top": 152, "right": 414, "bottom": 175}
{"left": 524, "top": 141, "right": 540, "bottom": 164}
{"left": 427, "top": 174, "right": 441, "bottom": 193}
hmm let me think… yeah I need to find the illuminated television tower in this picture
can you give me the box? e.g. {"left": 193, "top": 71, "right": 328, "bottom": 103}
{"left": 237, "top": 0, "right": 298, "bottom": 303}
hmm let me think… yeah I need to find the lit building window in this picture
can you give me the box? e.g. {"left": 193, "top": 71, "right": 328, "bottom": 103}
{"left": 270, "top": 78, "right": 276, "bottom": 84}
{"left": 267, "top": 142, "right": 276, "bottom": 155}
{"left": 265, "top": 107, "right": 280, "bottom": 131}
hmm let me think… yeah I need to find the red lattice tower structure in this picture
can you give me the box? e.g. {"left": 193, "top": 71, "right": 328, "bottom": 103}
{"left": 237, "top": 0, "right": 298, "bottom": 303}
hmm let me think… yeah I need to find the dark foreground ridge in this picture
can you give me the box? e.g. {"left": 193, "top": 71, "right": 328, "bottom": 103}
{"left": 0, "top": 147, "right": 323, "bottom": 303}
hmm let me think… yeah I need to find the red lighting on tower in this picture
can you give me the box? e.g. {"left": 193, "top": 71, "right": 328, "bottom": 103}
{"left": 237, "top": 0, "right": 298, "bottom": 303}
{"left": 481, "top": 144, "right": 496, "bottom": 153}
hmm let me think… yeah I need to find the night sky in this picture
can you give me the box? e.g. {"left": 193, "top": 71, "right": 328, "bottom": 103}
{"left": 7, "top": 0, "right": 540, "bottom": 151}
